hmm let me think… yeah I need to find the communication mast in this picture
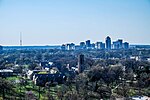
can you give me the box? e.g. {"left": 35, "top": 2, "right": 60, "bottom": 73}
{"left": 20, "top": 32, "right": 22, "bottom": 46}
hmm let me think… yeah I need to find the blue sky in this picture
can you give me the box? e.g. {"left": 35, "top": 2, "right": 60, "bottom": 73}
{"left": 0, "top": 0, "right": 150, "bottom": 46}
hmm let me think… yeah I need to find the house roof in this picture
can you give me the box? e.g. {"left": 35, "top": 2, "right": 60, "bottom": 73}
{"left": 0, "top": 69, "right": 13, "bottom": 73}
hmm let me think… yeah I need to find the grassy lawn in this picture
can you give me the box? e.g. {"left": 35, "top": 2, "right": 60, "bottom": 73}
{"left": 4, "top": 76, "right": 63, "bottom": 99}
{"left": 6, "top": 76, "right": 19, "bottom": 81}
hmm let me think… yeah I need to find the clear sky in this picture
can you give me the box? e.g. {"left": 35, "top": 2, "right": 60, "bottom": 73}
{"left": 0, "top": 0, "right": 150, "bottom": 46}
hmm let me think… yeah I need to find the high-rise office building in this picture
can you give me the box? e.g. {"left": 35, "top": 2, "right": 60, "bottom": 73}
{"left": 63, "top": 43, "right": 75, "bottom": 50}
{"left": 80, "top": 42, "right": 86, "bottom": 49}
{"left": 70, "top": 43, "right": 75, "bottom": 50}
{"left": 65, "top": 44, "right": 70, "bottom": 50}
{"left": 67, "top": 43, "right": 75, "bottom": 50}
{"left": 123, "top": 42, "right": 129, "bottom": 49}
{"left": 91, "top": 43, "right": 95, "bottom": 49}
{"left": 106, "top": 36, "right": 111, "bottom": 50}
{"left": 61, "top": 44, "right": 66, "bottom": 50}
{"left": 95, "top": 42, "right": 100, "bottom": 49}
{"left": 113, "top": 39, "right": 124, "bottom": 49}
{"left": 95, "top": 42, "right": 105, "bottom": 50}
{"left": 118, "top": 39, "right": 123, "bottom": 49}
{"left": 100, "top": 42, "right": 105, "bottom": 49}
{"left": 113, "top": 41, "right": 119, "bottom": 49}
{"left": 86, "top": 40, "right": 91, "bottom": 49}
{"left": 78, "top": 54, "right": 84, "bottom": 73}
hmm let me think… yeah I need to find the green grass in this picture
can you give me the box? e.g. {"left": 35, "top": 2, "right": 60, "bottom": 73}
{"left": 7, "top": 76, "right": 19, "bottom": 81}
{"left": 6, "top": 76, "right": 63, "bottom": 99}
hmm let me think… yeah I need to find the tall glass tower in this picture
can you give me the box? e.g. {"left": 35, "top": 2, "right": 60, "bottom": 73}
{"left": 106, "top": 36, "right": 111, "bottom": 50}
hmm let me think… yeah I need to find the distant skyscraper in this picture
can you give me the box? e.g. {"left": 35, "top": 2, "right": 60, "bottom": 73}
{"left": 95, "top": 42, "right": 100, "bottom": 49}
{"left": 70, "top": 43, "right": 75, "bottom": 50}
{"left": 66, "top": 43, "right": 75, "bottom": 50}
{"left": 65, "top": 44, "right": 70, "bottom": 50}
{"left": 113, "top": 39, "right": 125, "bottom": 49}
{"left": 80, "top": 42, "right": 86, "bottom": 49}
{"left": 113, "top": 41, "right": 119, "bottom": 49}
{"left": 100, "top": 42, "right": 105, "bottom": 49}
{"left": 123, "top": 42, "right": 129, "bottom": 49}
{"left": 118, "top": 39, "right": 123, "bottom": 49}
{"left": 106, "top": 36, "right": 111, "bottom": 50}
{"left": 86, "top": 40, "right": 91, "bottom": 49}
{"left": 91, "top": 43, "right": 95, "bottom": 49}
{"left": 61, "top": 44, "right": 66, "bottom": 50}
{"left": 78, "top": 54, "right": 84, "bottom": 73}
{"left": 96, "top": 42, "right": 105, "bottom": 49}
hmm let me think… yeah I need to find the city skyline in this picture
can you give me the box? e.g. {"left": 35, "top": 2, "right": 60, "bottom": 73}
{"left": 0, "top": 0, "right": 150, "bottom": 46}
{"left": 61, "top": 36, "right": 129, "bottom": 50}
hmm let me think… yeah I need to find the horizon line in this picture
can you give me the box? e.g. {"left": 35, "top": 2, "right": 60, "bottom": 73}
{"left": 2, "top": 43, "right": 150, "bottom": 47}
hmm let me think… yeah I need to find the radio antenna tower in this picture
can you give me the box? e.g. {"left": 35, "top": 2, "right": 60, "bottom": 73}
{"left": 20, "top": 32, "right": 22, "bottom": 46}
